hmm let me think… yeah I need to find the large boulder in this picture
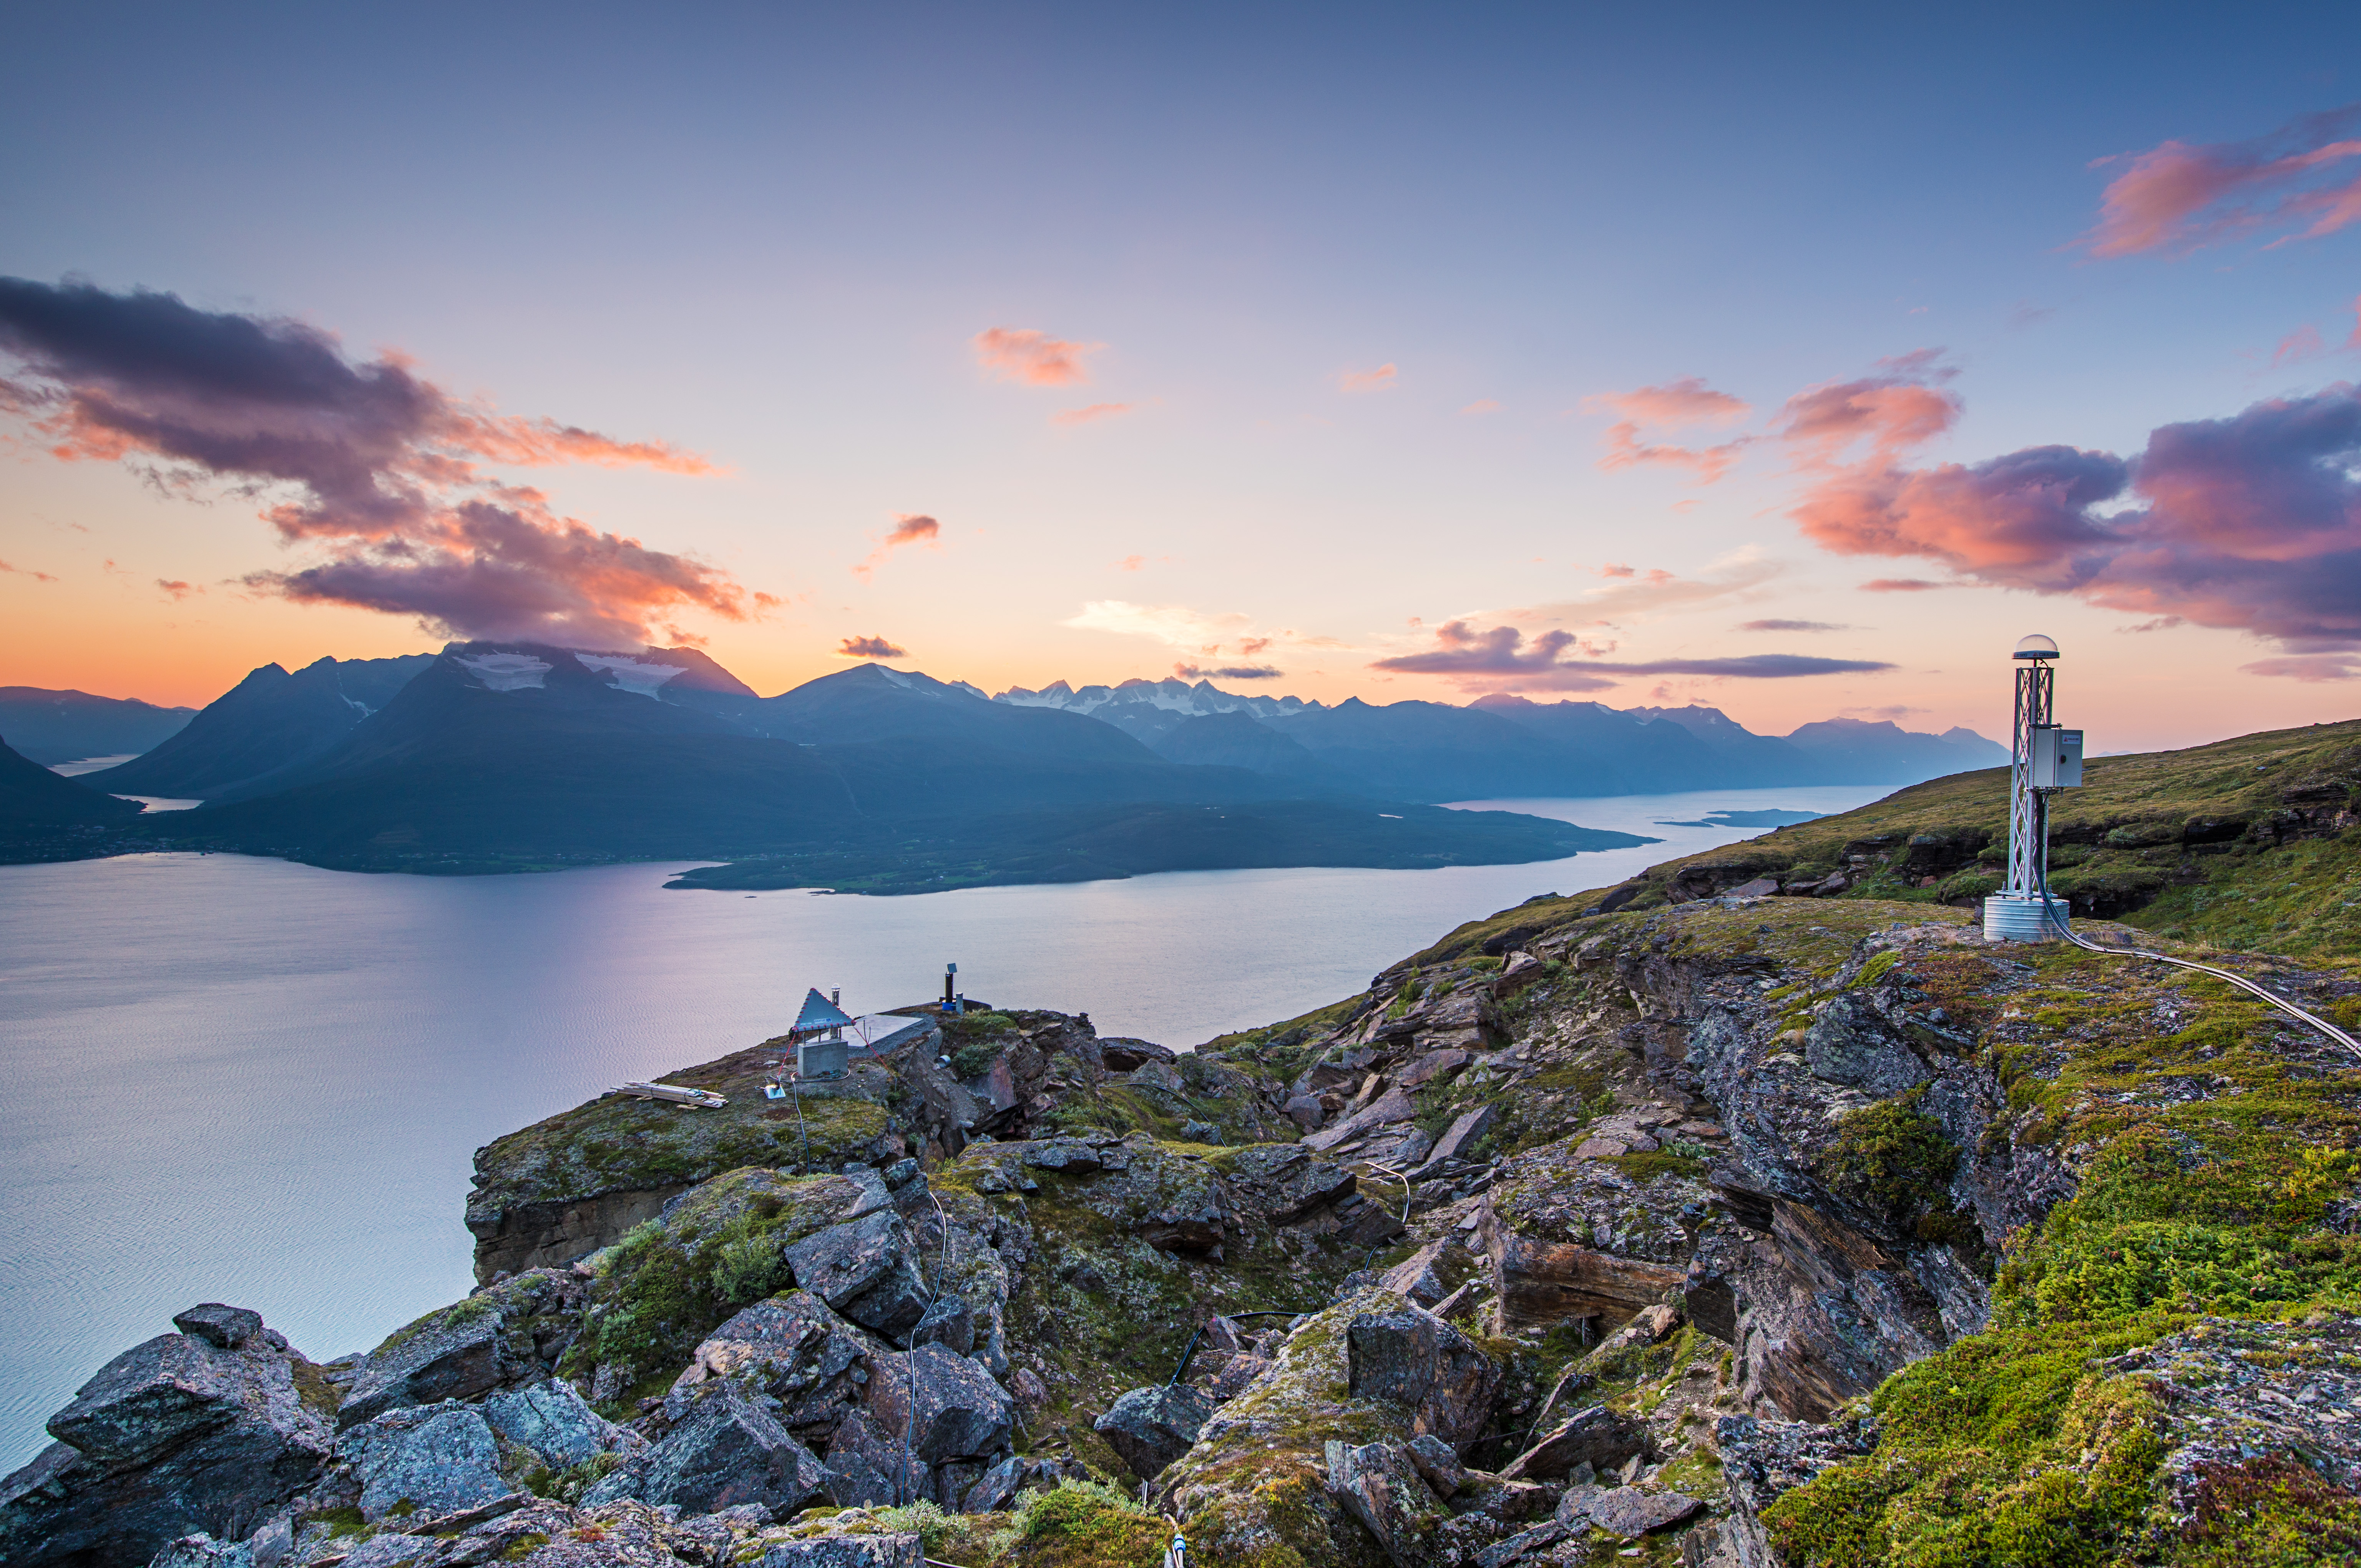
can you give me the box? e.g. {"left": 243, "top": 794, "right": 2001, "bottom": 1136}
{"left": 1093, "top": 1384, "right": 1217, "bottom": 1481}
{"left": 747, "top": 1535, "right": 924, "bottom": 1568}
{"left": 336, "top": 1402, "right": 511, "bottom": 1523}
{"left": 1554, "top": 1483, "right": 1704, "bottom": 1539}
{"left": 863, "top": 1343, "right": 1014, "bottom": 1467}
{"left": 584, "top": 1383, "right": 828, "bottom": 1515}
{"left": 169, "top": 1307, "right": 265, "bottom": 1352}
{"left": 664, "top": 1291, "right": 875, "bottom": 1434}
{"left": 1803, "top": 992, "right": 1932, "bottom": 1098}
{"left": 339, "top": 1271, "right": 579, "bottom": 1428}
{"left": 481, "top": 1379, "right": 629, "bottom": 1470}
{"left": 0, "top": 1314, "right": 333, "bottom": 1568}
{"left": 782, "top": 1213, "right": 929, "bottom": 1341}
{"left": 1345, "top": 1308, "right": 1501, "bottom": 1451}
{"left": 1325, "top": 1438, "right": 1449, "bottom": 1568}
{"left": 1161, "top": 1290, "right": 1423, "bottom": 1568}
{"left": 1498, "top": 1405, "right": 1644, "bottom": 1482}
{"left": 819, "top": 1408, "right": 906, "bottom": 1508}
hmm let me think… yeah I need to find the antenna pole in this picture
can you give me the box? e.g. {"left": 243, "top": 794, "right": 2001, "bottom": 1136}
{"left": 2004, "top": 657, "right": 2054, "bottom": 900}
{"left": 1985, "top": 636, "right": 2075, "bottom": 942}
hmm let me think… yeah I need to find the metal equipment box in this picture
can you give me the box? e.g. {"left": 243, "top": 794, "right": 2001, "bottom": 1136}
{"left": 2031, "top": 726, "right": 2084, "bottom": 789}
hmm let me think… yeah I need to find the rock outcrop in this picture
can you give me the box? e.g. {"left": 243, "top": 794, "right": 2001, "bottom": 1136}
{"left": 17, "top": 878, "right": 2361, "bottom": 1568}
{"left": 1, "top": 1309, "right": 334, "bottom": 1568}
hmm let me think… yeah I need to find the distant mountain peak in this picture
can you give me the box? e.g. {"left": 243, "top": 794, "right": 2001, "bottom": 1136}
{"left": 992, "top": 675, "right": 1314, "bottom": 719}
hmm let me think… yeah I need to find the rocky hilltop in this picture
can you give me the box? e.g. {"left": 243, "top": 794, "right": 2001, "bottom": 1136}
{"left": 9, "top": 735, "right": 2361, "bottom": 1568}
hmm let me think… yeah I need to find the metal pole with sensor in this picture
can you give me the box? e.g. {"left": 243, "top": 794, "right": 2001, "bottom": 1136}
{"left": 1970, "top": 635, "right": 2360, "bottom": 1056}
{"left": 1983, "top": 634, "right": 2081, "bottom": 942}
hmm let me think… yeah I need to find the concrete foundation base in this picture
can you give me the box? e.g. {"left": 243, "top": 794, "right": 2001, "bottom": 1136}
{"left": 1983, "top": 893, "right": 2071, "bottom": 942}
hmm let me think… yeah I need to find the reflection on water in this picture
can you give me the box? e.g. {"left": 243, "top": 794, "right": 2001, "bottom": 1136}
{"left": 0, "top": 784, "right": 1881, "bottom": 1466}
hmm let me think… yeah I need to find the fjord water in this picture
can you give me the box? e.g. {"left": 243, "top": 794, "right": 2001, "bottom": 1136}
{"left": 0, "top": 786, "right": 1879, "bottom": 1468}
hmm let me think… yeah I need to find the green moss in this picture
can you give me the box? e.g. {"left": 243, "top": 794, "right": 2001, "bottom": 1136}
{"left": 1818, "top": 1086, "right": 1961, "bottom": 1235}
{"left": 562, "top": 1169, "right": 878, "bottom": 1410}
{"left": 1763, "top": 1318, "right": 2179, "bottom": 1566}
{"left": 496, "top": 1534, "right": 550, "bottom": 1561}
{"left": 1003, "top": 1479, "right": 1171, "bottom": 1568}
{"left": 312, "top": 1507, "right": 371, "bottom": 1540}
{"left": 1602, "top": 1150, "right": 1706, "bottom": 1183}
{"left": 1849, "top": 950, "right": 1903, "bottom": 990}
{"left": 472, "top": 1052, "right": 892, "bottom": 1222}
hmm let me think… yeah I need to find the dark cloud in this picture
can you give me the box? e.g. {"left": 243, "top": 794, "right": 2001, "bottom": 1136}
{"left": 1792, "top": 384, "right": 2361, "bottom": 669}
{"left": 838, "top": 635, "right": 908, "bottom": 658}
{"left": 1738, "top": 618, "right": 1849, "bottom": 632}
{"left": 0, "top": 277, "right": 736, "bottom": 646}
{"left": 1372, "top": 621, "right": 1891, "bottom": 692}
{"left": 1173, "top": 663, "right": 1283, "bottom": 680}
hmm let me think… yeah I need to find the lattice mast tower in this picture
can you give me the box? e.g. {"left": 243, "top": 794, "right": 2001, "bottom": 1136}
{"left": 1983, "top": 634, "right": 2083, "bottom": 941}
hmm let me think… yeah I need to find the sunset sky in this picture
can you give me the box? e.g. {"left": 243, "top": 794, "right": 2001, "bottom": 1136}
{"left": 6, "top": 3, "right": 2361, "bottom": 752}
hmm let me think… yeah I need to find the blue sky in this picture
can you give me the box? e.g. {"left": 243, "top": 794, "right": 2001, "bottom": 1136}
{"left": 5, "top": 2, "right": 2360, "bottom": 748}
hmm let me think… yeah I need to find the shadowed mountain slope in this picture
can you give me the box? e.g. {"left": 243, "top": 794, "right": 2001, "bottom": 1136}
{"left": 0, "top": 688, "right": 195, "bottom": 765}
{"left": 0, "top": 733, "right": 146, "bottom": 826}
{"left": 86, "top": 654, "right": 435, "bottom": 801}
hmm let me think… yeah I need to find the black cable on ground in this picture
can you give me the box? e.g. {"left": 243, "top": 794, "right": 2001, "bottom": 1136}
{"left": 1165, "top": 1309, "right": 1318, "bottom": 1385}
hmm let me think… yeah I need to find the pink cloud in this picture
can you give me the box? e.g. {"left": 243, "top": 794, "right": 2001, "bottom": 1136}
{"left": 2083, "top": 105, "right": 2361, "bottom": 258}
{"left": 852, "top": 513, "right": 940, "bottom": 580}
{"left": 1051, "top": 401, "right": 1131, "bottom": 426}
{"left": 838, "top": 635, "right": 907, "bottom": 659}
{"left": 974, "top": 327, "right": 1100, "bottom": 387}
{"left": 1790, "top": 383, "right": 2361, "bottom": 668}
{"left": 1599, "top": 424, "right": 1751, "bottom": 484}
{"left": 1338, "top": 363, "right": 1398, "bottom": 393}
{"left": 1586, "top": 377, "right": 1750, "bottom": 427}
{"left": 1586, "top": 377, "right": 1754, "bottom": 485}
{"left": 1773, "top": 357, "right": 1961, "bottom": 468}
{"left": 0, "top": 277, "right": 742, "bottom": 646}
{"left": 1860, "top": 578, "right": 1949, "bottom": 592}
{"left": 1461, "top": 399, "right": 1501, "bottom": 415}
{"left": 0, "top": 558, "right": 59, "bottom": 582}
{"left": 156, "top": 578, "right": 197, "bottom": 599}
{"left": 2274, "top": 324, "right": 2328, "bottom": 367}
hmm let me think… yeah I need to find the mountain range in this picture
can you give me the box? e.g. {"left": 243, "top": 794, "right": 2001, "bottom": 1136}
{"left": 996, "top": 675, "right": 2005, "bottom": 795}
{"left": 0, "top": 648, "right": 1649, "bottom": 887}
{"left": 0, "top": 650, "right": 2005, "bottom": 889}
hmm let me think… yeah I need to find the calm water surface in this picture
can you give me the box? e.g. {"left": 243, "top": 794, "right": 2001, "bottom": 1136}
{"left": 0, "top": 785, "right": 1880, "bottom": 1467}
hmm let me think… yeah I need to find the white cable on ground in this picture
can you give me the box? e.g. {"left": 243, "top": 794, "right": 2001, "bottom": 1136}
{"left": 2034, "top": 865, "right": 2361, "bottom": 1062}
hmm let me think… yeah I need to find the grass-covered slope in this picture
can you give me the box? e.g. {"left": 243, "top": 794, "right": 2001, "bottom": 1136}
{"left": 1240, "top": 864, "right": 2361, "bottom": 1565}
{"left": 1402, "top": 717, "right": 2361, "bottom": 965}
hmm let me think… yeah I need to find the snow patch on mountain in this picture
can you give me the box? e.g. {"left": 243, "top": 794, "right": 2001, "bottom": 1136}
{"left": 574, "top": 653, "right": 689, "bottom": 697}
{"left": 454, "top": 653, "right": 552, "bottom": 691}
{"left": 994, "top": 675, "right": 1314, "bottom": 719}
